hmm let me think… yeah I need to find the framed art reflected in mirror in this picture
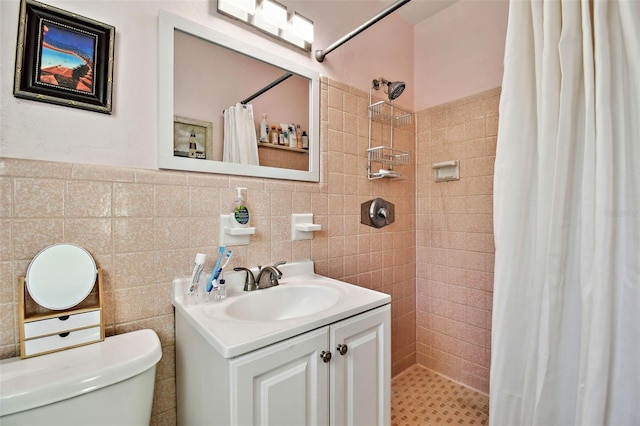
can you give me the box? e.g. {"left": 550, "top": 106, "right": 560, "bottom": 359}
{"left": 174, "top": 116, "right": 213, "bottom": 160}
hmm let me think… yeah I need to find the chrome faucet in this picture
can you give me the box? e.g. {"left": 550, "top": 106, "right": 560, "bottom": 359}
{"left": 234, "top": 261, "right": 287, "bottom": 292}
{"left": 256, "top": 266, "right": 281, "bottom": 289}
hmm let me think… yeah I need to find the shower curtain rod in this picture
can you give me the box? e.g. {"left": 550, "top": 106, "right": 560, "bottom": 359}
{"left": 314, "top": 0, "right": 412, "bottom": 62}
{"left": 240, "top": 72, "right": 293, "bottom": 105}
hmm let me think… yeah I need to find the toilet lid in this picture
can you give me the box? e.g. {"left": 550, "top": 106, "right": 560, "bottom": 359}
{"left": 26, "top": 244, "right": 97, "bottom": 310}
{"left": 0, "top": 330, "right": 162, "bottom": 417}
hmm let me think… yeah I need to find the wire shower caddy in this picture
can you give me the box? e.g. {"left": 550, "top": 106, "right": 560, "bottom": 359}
{"left": 367, "top": 95, "right": 412, "bottom": 180}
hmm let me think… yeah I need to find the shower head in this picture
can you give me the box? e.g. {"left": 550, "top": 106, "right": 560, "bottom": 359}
{"left": 387, "top": 81, "right": 405, "bottom": 100}
{"left": 372, "top": 77, "right": 406, "bottom": 101}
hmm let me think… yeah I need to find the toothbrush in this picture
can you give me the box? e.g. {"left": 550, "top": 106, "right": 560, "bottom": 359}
{"left": 206, "top": 246, "right": 225, "bottom": 291}
{"left": 207, "top": 249, "right": 233, "bottom": 292}
{"left": 219, "top": 249, "right": 233, "bottom": 270}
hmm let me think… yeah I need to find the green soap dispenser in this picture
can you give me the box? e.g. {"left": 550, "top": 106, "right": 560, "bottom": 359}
{"left": 231, "top": 187, "right": 250, "bottom": 227}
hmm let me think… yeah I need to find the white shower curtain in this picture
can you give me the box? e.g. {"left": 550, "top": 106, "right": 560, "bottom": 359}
{"left": 491, "top": 1, "right": 639, "bottom": 425}
{"left": 223, "top": 103, "right": 259, "bottom": 165}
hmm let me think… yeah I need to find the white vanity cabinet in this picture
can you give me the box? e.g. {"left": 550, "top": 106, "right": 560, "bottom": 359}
{"left": 175, "top": 304, "right": 390, "bottom": 426}
{"left": 174, "top": 261, "right": 392, "bottom": 426}
{"left": 231, "top": 306, "right": 390, "bottom": 426}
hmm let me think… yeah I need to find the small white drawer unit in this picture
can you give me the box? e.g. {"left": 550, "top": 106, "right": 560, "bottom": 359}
{"left": 19, "top": 270, "right": 105, "bottom": 359}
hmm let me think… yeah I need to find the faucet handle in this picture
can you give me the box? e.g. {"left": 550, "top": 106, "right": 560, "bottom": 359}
{"left": 233, "top": 267, "right": 256, "bottom": 291}
{"left": 272, "top": 261, "right": 287, "bottom": 278}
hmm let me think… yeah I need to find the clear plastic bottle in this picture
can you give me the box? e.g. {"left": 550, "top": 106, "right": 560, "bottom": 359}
{"left": 288, "top": 125, "right": 297, "bottom": 148}
{"left": 217, "top": 278, "right": 226, "bottom": 300}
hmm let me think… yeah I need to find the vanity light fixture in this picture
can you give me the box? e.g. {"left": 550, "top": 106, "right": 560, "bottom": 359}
{"left": 291, "top": 12, "right": 314, "bottom": 43}
{"left": 218, "top": 0, "right": 255, "bottom": 20}
{"left": 253, "top": 1, "right": 280, "bottom": 36}
{"left": 234, "top": 0, "right": 257, "bottom": 14}
{"left": 283, "top": 17, "right": 306, "bottom": 49}
{"left": 260, "top": 0, "right": 287, "bottom": 28}
{"left": 216, "top": 0, "right": 314, "bottom": 52}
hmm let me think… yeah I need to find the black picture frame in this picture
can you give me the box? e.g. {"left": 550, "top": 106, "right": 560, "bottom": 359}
{"left": 13, "top": 0, "right": 115, "bottom": 114}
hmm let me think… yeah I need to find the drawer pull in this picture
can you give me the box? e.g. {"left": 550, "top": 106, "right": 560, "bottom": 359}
{"left": 59, "top": 315, "right": 70, "bottom": 321}
{"left": 59, "top": 332, "right": 70, "bottom": 337}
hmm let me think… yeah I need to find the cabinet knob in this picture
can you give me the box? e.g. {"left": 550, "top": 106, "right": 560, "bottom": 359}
{"left": 337, "top": 344, "right": 348, "bottom": 355}
{"left": 320, "top": 350, "right": 332, "bottom": 363}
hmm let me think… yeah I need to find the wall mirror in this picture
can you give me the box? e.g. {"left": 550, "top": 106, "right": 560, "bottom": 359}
{"left": 158, "top": 10, "right": 320, "bottom": 182}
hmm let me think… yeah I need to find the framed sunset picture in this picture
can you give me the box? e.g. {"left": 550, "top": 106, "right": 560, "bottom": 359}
{"left": 13, "top": 0, "right": 115, "bottom": 113}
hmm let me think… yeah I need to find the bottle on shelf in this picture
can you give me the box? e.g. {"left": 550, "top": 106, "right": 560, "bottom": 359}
{"left": 277, "top": 127, "right": 284, "bottom": 145}
{"left": 259, "top": 114, "right": 268, "bottom": 142}
{"left": 288, "top": 125, "right": 297, "bottom": 148}
{"left": 296, "top": 125, "right": 303, "bottom": 149}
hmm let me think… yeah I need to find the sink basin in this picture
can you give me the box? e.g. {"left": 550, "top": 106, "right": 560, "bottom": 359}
{"left": 224, "top": 284, "right": 340, "bottom": 321}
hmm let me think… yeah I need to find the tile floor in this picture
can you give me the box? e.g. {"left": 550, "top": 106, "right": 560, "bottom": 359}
{"left": 391, "top": 365, "right": 489, "bottom": 425}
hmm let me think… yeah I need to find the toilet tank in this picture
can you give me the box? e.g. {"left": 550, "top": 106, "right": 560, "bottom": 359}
{"left": 0, "top": 329, "right": 162, "bottom": 426}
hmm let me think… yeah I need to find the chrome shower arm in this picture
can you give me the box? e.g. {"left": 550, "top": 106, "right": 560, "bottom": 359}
{"left": 315, "top": 0, "right": 412, "bottom": 62}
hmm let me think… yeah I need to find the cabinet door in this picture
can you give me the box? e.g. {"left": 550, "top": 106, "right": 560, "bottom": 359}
{"left": 230, "top": 327, "right": 330, "bottom": 426}
{"left": 330, "top": 305, "right": 391, "bottom": 426}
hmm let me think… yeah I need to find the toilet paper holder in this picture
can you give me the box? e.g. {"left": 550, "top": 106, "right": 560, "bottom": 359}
{"left": 360, "top": 198, "right": 395, "bottom": 228}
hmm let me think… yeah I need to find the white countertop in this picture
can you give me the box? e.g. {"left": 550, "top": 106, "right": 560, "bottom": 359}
{"left": 172, "top": 260, "right": 391, "bottom": 358}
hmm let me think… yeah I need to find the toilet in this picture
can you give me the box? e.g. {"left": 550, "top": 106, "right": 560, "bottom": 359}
{"left": 0, "top": 329, "right": 162, "bottom": 426}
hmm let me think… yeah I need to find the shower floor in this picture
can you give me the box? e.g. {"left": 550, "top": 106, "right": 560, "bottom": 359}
{"left": 391, "top": 365, "right": 489, "bottom": 425}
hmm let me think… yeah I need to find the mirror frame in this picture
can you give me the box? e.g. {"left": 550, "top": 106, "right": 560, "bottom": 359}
{"left": 158, "top": 10, "right": 320, "bottom": 182}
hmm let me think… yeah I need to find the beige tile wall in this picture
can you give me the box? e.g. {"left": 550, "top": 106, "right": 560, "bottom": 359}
{"left": 0, "top": 77, "right": 416, "bottom": 425}
{"left": 415, "top": 87, "right": 500, "bottom": 394}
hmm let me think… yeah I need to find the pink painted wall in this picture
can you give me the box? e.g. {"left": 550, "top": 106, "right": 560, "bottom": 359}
{"left": 413, "top": 0, "right": 509, "bottom": 110}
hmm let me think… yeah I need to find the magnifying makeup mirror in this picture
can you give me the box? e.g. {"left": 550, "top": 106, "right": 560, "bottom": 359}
{"left": 26, "top": 243, "right": 97, "bottom": 310}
